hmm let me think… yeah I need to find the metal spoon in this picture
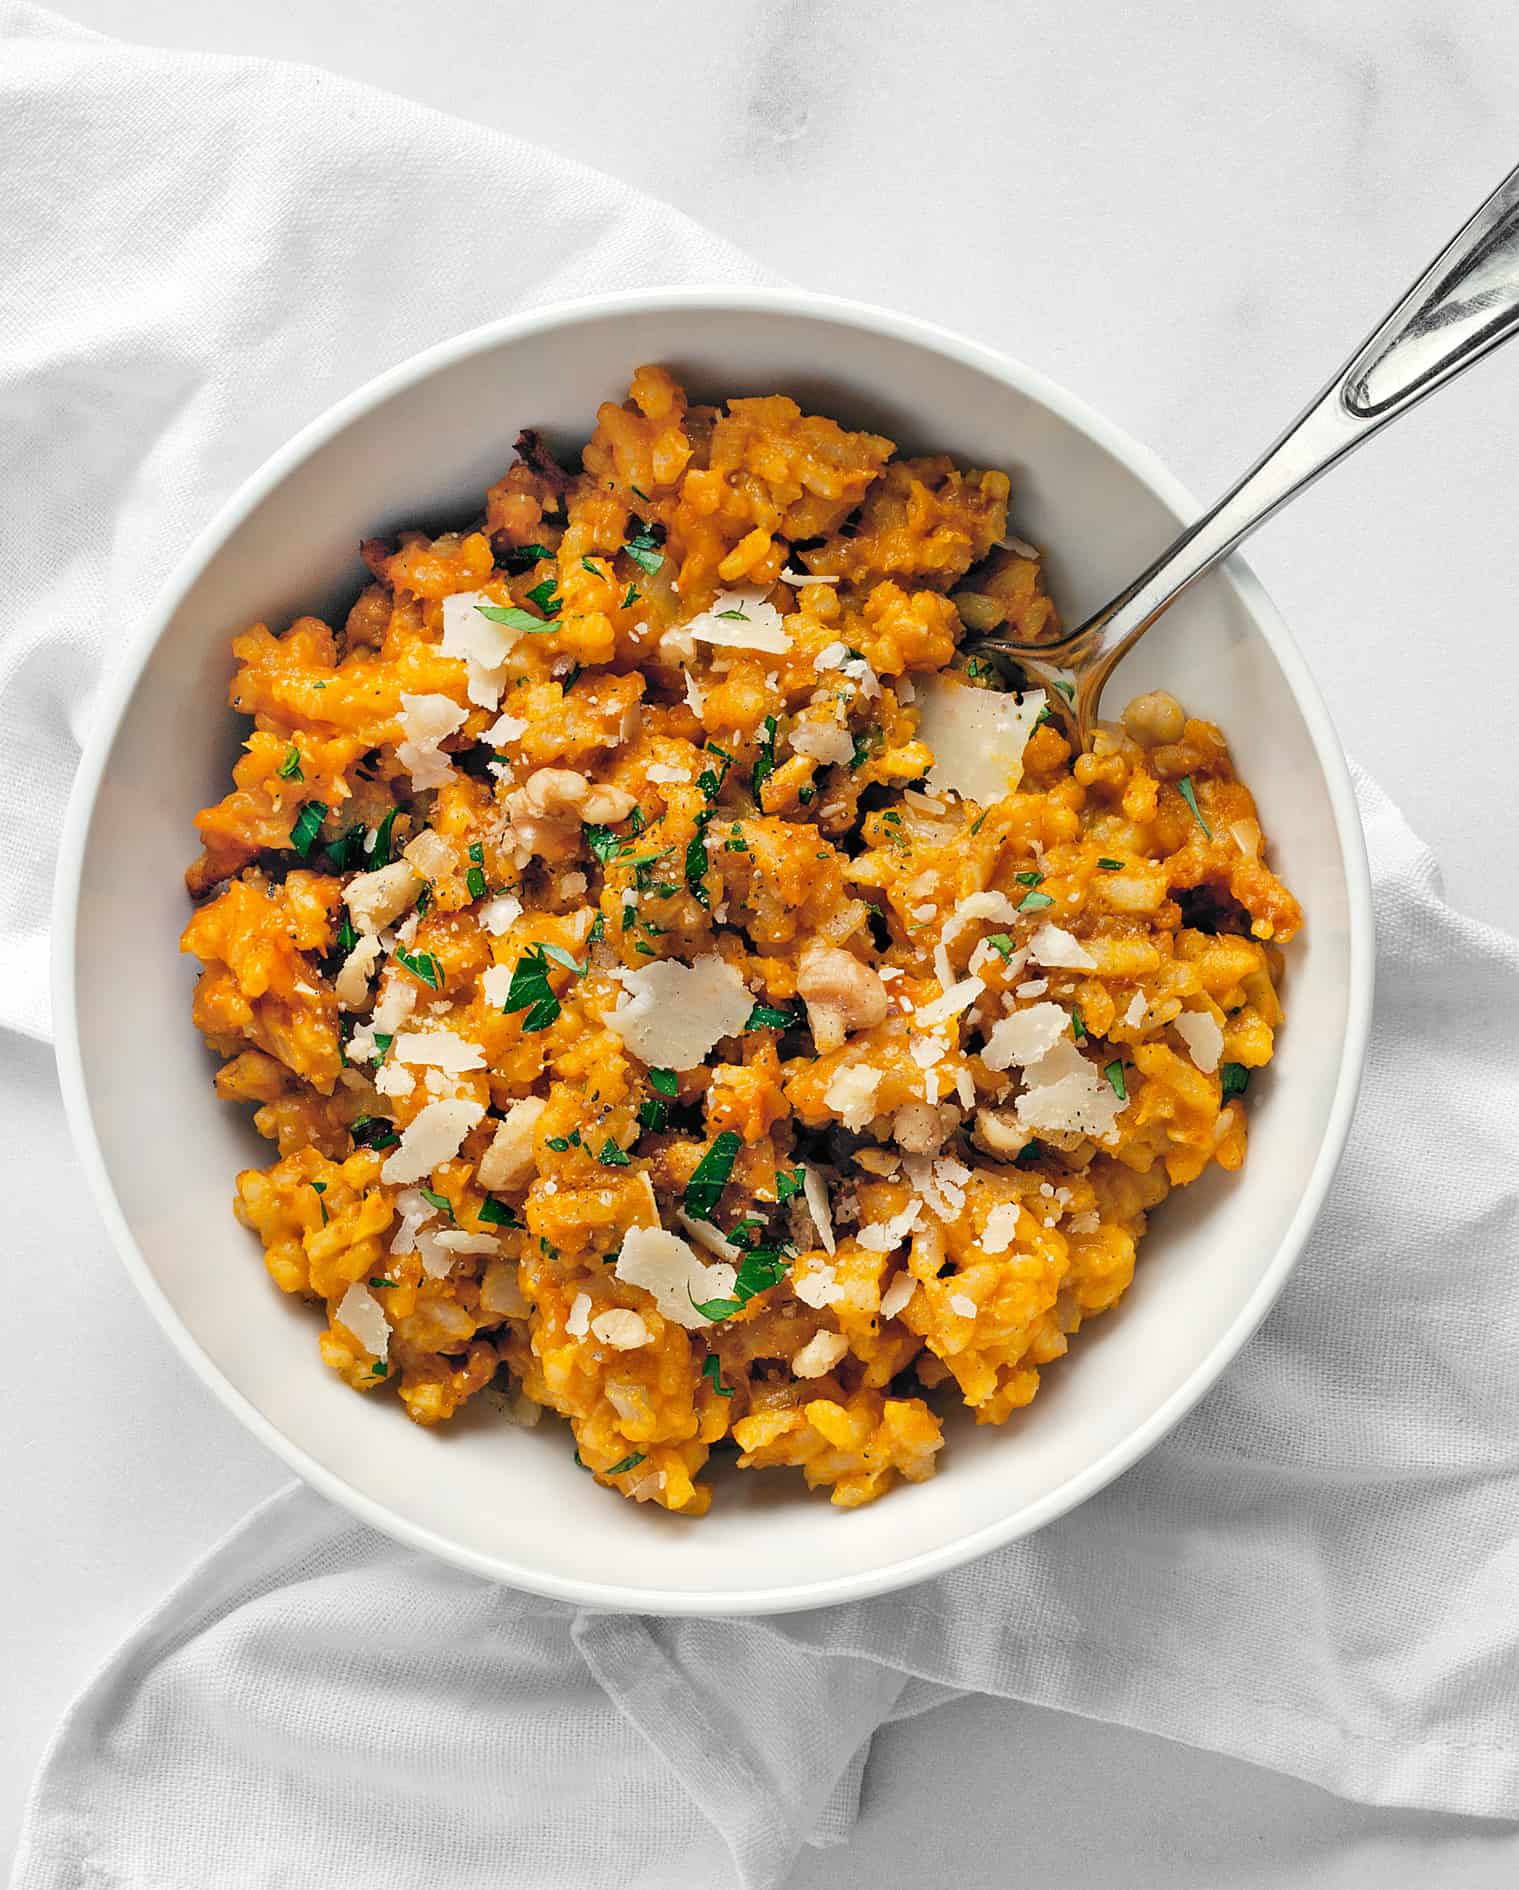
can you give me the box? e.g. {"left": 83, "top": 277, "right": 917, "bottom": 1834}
{"left": 969, "top": 161, "right": 1519, "bottom": 749}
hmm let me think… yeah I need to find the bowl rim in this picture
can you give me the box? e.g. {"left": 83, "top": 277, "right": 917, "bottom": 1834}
{"left": 51, "top": 285, "right": 1375, "bottom": 1616}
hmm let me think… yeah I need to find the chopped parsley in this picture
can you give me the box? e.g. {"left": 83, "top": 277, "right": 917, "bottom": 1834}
{"left": 717, "top": 607, "right": 749, "bottom": 622}
{"left": 691, "top": 1240, "right": 793, "bottom": 1322}
{"left": 475, "top": 603, "right": 556, "bottom": 634}
{"left": 371, "top": 1032, "right": 394, "bottom": 1063}
{"left": 466, "top": 841, "right": 487, "bottom": 900}
{"left": 751, "top": 715, "right": 779, "bottom": 802}
{"left": 1070, "top": 1005, "right": 1086, "bottom": 1041}
{"left": 368, "top": 1277, "right": 397, "bottom": 1289}
{"left": 1054, "top": 678, "right": 1076, "bottom": 702}
{"left": 622, "top": 523, "right": 664, "bottom": 577}
{"left": 310, "top": 1179, "right": 328, "bottom": 1225}
{"left": 745, "top": 1001, "right": 796, "bottom": 1031}
{"left": 546, "top": 1136, "right": 572, "bottom": 1152}
{"left": 500, "top": 542, "right": 552, "bottom": 568}
{"left": 562, "top": 663, "right": 583, "bottom": 693}
{"left": 1178, "top": 775, "right": 1212, "bottom": 838}
{"left": 584, "top": 823, "right": 624, "bottom": 865}
{"left": 701, "top": 1353, "right": 735, "bottom": 1397}
{"left": 336, "top": 913, "right": 358, "bottom": 954}
{"left": 849, "top": 728, "right": 878, "bottom": 771}
{"left": 969, "top": 810, "right": 988, "bottom": 835}
{"left": 290, "top": 800, "right": 327, "bottom": 857}
{"left": 685, "top": 814, "right": 714, "bottom": 908}
{"left": 415, "top": 884, "right": 432, "bottom": 918}
{"left": 775, "top": 1166, "right": 806, "bottom": 1204}
{"left": 1015, "top": 870, "right": 1043, "bottom": 887}
{"left": 1012, "top": 1140, "right": 1046, "bottom": 1168}
{"left": 477, "top": 1197, "right": 520, "bottom": 1227}
{"left": 1017, "top": 889, "right": 1055, "bottom": 914}
{"left": 368, "top": 1360, "right": 389, "bottom": 1379}
{"left": 395, "top": 945, "right": 443, "bottom": 991}
{"left": 1097, "top": 857, "right": 1124, "bottom": 871}
{"left": 581, "top": 555, "right": 603, "bottom": 577}
{"left": 499, "top": 942, "right": 581, "bottom": 1031}
{"left": 637, "top": 1097, "right": 668, "bottom": 1134}
{"left": 605, "top": 1451, "right": 646, "bottom": 1476}
{"left": 327, "top": 823, "right": 367, "bottom": 870}
{"left": 985, "top": 933, "right": 1017, "bottom": 960}
{"left": 418, "top": 1186, "right": 454, "bottom": 1221}
{"left": 1103, "top": 1059, "right": 1128, "bottom": 1102}
{"left": 278, "top": 745, "right": 304, "bottom": 781}
{"left": 596, "top": 1138, "right": 632, "bottom": 1167}
{"left": 525, "top": 576, "right": 562, "bottom": 616}
{"left": 350, "top": 1115, "right": 399, "bottom": 1151}
{"left": 1220, "top": 1062, "right": 1251, "bottom": 1100}
{"left": 621, "top": 583, "right": 640, "bottom": 610}
{"left": 630, "top": 484, "right": 651, "bottom": 502}
{"left": 367, "top": 806, "right": 400, "bottom": 867}
{"left": 649, "top": 1068, "right": 678, "bottom": 1097}
{"left": 681, "top": 1129, "right": 742, "bottom": 1221}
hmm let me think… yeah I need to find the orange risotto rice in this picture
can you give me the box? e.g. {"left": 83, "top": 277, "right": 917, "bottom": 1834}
{"left": 182, "top": 366, "right": 1301, "bottom": 1513}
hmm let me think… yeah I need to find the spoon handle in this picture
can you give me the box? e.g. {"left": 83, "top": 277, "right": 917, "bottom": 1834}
{"left": 1041, "top": 160, "right": 1519, "bottom": 736}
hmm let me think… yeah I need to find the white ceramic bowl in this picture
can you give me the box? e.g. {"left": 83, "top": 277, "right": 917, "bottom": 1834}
{"left": 54, "top": 289, "right": 1373, "bottom": 1615}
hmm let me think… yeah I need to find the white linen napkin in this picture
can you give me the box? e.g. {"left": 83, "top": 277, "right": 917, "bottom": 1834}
{"left": 8, "top": 8, "right": 1519, "bottom": 1888}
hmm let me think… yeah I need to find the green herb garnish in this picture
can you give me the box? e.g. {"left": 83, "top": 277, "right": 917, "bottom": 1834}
{"left": 311, "top": 1179, "right": 328, "bottom": 1225}
{"left": 290, "top": 801, "right": 327, "bottom": 857}
{"left": 1015, "top": 870, "right": 1043, "bottom": 887}
{"left": 369, "top": 1277, "right": 397, "bottom": 1289}
{"left": 701, "top": 1353, "right": 734, "bottom": 1397}
{"left": 1017, "top": 889, "right": 1055, "bottom": 913}
{"left": 350, "top": 1115, "right": 399, "bottom": 1151}
{"left": 622, "top": 524, "right": 664, "bottom": 576}
{"left": 418, "top": 1186, "right": 454, "bottom": 1220}
{"left": 500, "top": 943, "right": 580, "bottom": 1032}
{"left": 1178, "top": 775, "right": 1212, "bottom": 838}
{"left": 751, "top": 715, "right": 779, "bottom": 802}
{"left": 475, "top": 603, "right": 555, "bottom": 634}
{"left": 1103, "top": 1059, "right": 1128, "bottom": 1102}
{"left": 621, "top": 583, "right": 640, "bottom": 610}
{"left": 682, "top": 1129, "right": 742, "bottom": 1222}
{"left": 745, "top": 1002, "right": 795, "bottom": 1031}
{"left": 1097, "top": 857, "right": 1124, "bottom": 871}
{"left": 477, "top": 1197, "right": 520, "bottom": 1227}
{"left": 1071, "top": 1006, "right": 1086, "bottom": 1041}
{"left": 649, "top": 1068, "right": 678, "bottom": 1097}
{"left": 466, "top": 841, "right": 487, "bottom": 900}
{"left": 985, "top": 933, "right": 1016, "bottom": 960}
{"left": 367, "top": 806, "right": 400, "bottom": 867}
{"left": 278, "top": 745, "right": 304, "bottom": 781}
{"left": 525, "top": 577, "right": 562, "bottom": 616}
{"left": 596, "top": 1138, "right": 631, "bottom": 1167}
{"left": 500, "top": 543, "right": 552, "bottom": 568}
{"left": 775, "top": 1166, "right": 806, "bottom": 1204}
{"left": 605, "top": 1451, "right": 646, "bottom": 1476}
{"left": 637, "top": 1097, "right": 668, "bottom": 1133}
{"left": 1220, "top": 1062, "right": 1250, "bottom": 1100}
{"left": 546, "top": 1136, "right": 571, "bottom": 1152}
{"left": 395, "top": 946, "right": 442, "bottom": 991}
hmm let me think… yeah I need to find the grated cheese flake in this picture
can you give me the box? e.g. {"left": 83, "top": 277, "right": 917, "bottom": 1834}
{"left": 801, "top": 1165, "right": 837, "bottom": 1255}
{"left": 607, "top": 954, "right": 753, "bottom": 1071}
{"left": 336, "top": 1283, "right": 389, "bottom": 1360}
{"left": 856, "top": 1200, "right": 923, "bottom": 1253}
{"left": 913, "top": 976, "right": 984, "bottom": 1030}
{"left": 916, "top": 676, "right": 1046, "bottom": 806}
{"left": 1013, "top": 1038, "right": 1124, "bottom": 1141}
{"left": 1172, "top": 1008, "right": 1224, "bottom": 1073}
{"left": 879, "top": 1272, "right": 918, "bottom": 1319}
{"left": 381, "top": 1097, "right": 486, "bottom": 1184}
{"left": 396, "top": 692, "right": 467, "bottom": 791}
{"left": 567, "top": 1292, "right": 592, "bottom": 1337}
{"left": 980, "top": 1001, "right": 1070, "bottom": 1072}
{"left": 823, "top": 1062, "right": 882, "bottom": 1131}
{"left": 686, "top": 587, "right": 792, "bottom": 654}
{"left": 390, "top": 1029, "right": 486, "bottom": 1073}
{"left": 591, "top": 1308, "right": 651, "bottom": 1350}
{"left": 1027, "top": 922, "right": 1097, "bottom": 970}
{"left": 981, "top": 1202, "right": 1019, "bottom": 1254}
{"left": 614, "top": 1225, "right": 736, "bottom": 1330}
{"left": 792, "top": 1330, "right": 850, "bottom": 1379}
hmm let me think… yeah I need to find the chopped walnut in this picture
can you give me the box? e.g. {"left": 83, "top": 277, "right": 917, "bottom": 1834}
{"left": 343, "top": 860, "right": 422, "bottom": 936}
{"left": 795, "top": 940, "right": 889, "bottom": 1053}
{"left": 891, "top": 1101, "right": 957, "bottom": 1155}
{"left": 507, "top": 768, "right": 636, "bottom": 855}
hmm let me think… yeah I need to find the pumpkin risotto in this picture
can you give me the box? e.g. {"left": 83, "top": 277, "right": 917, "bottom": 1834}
{"left": 182, "top": 366, "right": 1302, "bottom": 1513}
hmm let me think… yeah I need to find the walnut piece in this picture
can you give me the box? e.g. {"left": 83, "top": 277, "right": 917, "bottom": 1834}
{"left": 795, "top": 940, "right": 889, "bottom": 1054}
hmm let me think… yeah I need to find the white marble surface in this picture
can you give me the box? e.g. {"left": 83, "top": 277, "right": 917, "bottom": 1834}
{"left": 8, "top": 0, "right": 1519, "bottom": 1883}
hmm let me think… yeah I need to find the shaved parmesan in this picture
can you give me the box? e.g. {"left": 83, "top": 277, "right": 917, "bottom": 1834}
{"left": 1013, "top": 1038, "right": 1124, "bottom": 1141}
{"left": 857, "top": 1200, "right": 923, "bottom": 1253}
{"left": 433, "top": 1231, "right": 498, "bottom": 1255}
{"left": 981, "top": 1001, "right": 1070, "bottom": 1072}
{"left": 1027, "top": 922, "right": 1097, "bottom": 970}
{"left": 397, "top": 692, "right": 467, "bottom": 791}
{"left": 823, "top": 1063, "right": 882, "bottom": 1131}
{"left": 1172, "top": 1008, "right": 1224, "bottom": 1073}
{"left": 647, "top": 762, "right": 692, "bottom": 784}
{"left": 801, "top": 1165, "right": 836, "bottom": 1255}
{"left": 793, "top": 1260, "right": 844, "bottom": 1308}
{"left": 913, "top": 977, "right": 984, "bottom": 1030}
{"left": 683, "top": 669, "right": 706, "bottom": 715}
{"left": 614, "top": 1225, "right": 736, "bottom": 1330}
{"left": 374, "top": 1064, "right": 415, "bottom": 1097}
{"left": 336, "top": 1283, "right": 389, "bottom": 1360}
{"left": 476, "top": 1096, "right": 546, "bottom": 1192}
{"left": 916, "top": 676, "right": 1045, "bottom": 805}
{"left": 441, "top": 592, "right": 526, "bottom": 710}
{"left": 478, "top": 893, "right": 523, "bottom": 937}
{"left": 781, "top": 568, "right": 839, "bottom": 586}
{"left": 949, "top": 1292, "right": 978, "bottom": 1319}
{"left": 790, "top": 720, "right": 855, "bottom": 768}
{"left": 1123, "top": 990, "right": 1148, "bottom": 1028}
{"left": 677, "top": 1211, "right": 741, "bottom": 1262}
{"left": 1067, "top": 1209, "right": 1102, "bottom": 1235}
{"left": 981, "top": 1202, "right": 1019, "bottom": 1255}
{"left": 381, "top": 1097, "right": 485, "bottom": 1184}
{"left": 607, "top": 955, "right": 753, "bottom": 1071}
{"left": 686, "top": 587, "right": 792, "bottom": 654}
{"left": 879, "top": 1271, "right": 917, "bottom": 1319}
{"left": 792, "top": 1330, "right": 850, "bottom": 1379}
{"left": 402, "top": 829, "right": 453, "bottom": 883}
{"left": 486, "top": 711, "right": 528, "bottom": 745}
{"left": 390, "top": 1030, "right": 485, "bottom": 1073}
{"left": 566, "top": 1292, "right": 591, "bottom": 1337}
{"left": 334, "top": 933, "right": 382, "bottom": 1010}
